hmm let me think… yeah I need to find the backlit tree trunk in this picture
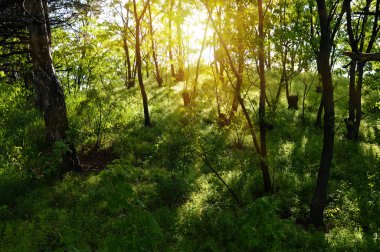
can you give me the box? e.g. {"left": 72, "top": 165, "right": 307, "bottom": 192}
{"left": 148, "top": 1, "right": 163, "bottom": 87}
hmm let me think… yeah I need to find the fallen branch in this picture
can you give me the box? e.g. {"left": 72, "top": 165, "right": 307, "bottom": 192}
{"left": 194, "top": 147, "right": 242, "bottom": 207}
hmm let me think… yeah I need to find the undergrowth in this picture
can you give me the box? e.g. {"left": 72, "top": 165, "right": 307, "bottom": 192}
{"left": 0, "top": 73, "right": 379, "bottom": 251}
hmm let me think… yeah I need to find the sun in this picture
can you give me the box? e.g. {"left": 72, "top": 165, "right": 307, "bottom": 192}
{"left": 183, "top": 9, "right": 214, "bottom": 65}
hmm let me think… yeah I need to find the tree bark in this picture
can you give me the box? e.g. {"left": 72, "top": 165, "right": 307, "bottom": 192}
{"left": 353, "top": 62, "right": 364, "bottom": 139}
{"left": 315, "top": 95, "right": 323, "bottom": 127}
{"left": 133, "top": 0, "right": 151, "bottom": 127}
{"left": 309, "top": 0, "right": 336, "bottom": 228}
{"left": 258, "top": 0, "right": 272, "bottom": 193}
{"left": 26, "top": 0, "right": 80, "bottom": 173}
{"left": 344, "top": 0, "right": 380, "bottom": 140}
{"left": 120, "top": 3, "right": 134, "bottom": 89}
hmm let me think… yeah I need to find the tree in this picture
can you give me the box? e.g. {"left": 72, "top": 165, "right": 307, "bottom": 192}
{"left": 132, "top": 0, "right": 151, "bottom": 127}
{"left": 147, "top": 0, "right": 163, "bottom": 87}
{"left": 309, "top": 0, "right": 344, "bottom": 228}
{"left": 343, "top": 0, "right": 380, "bottom": 140}
{"left": 26, "top": 0, "right": 81, "bottom": 172}
{"left": 203, "top": 0, "right": 272, "bottom": 193}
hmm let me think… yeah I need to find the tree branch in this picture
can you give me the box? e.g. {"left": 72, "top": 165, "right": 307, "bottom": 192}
{"left": 343, "top": 51, "right": 380, "bottom": 62}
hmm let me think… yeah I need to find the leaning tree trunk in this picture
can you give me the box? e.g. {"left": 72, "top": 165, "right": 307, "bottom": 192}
{"left": 26, "top": 0, "right": 80, "bottom": 173}
{"left": 309, "top": 0, "right": 335, "bottom": 228}
{"left": 205, "top": 2, "right": 271, "bottom": 192}
{"left": 133, "top": 0, "right": 151, "bottom": 127}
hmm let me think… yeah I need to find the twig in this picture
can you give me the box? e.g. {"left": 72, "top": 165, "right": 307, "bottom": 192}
{"left": 194, "top": 146, "right": 242, "bottom": 207}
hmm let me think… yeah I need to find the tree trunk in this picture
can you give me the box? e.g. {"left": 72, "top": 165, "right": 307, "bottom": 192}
{"left": 344, "top": 0, "right": 380, "bottom": 140}
{"left": 229, "top": 1, "right": 244, "bottom": 120}
{"left": 168, "top": 0, "right": 175, "bottom": 78}
{"left": 258, "top": 0, "right": 272, "bottom": 193}
{"left": 175, "top": 12, "right": 185, "bottom": 83}
{"left": 346, "top": 62, "right": 356, "bottom": 139}
{"left": 148, "top": 2, "right": 163, "bottom": 87}
{"left": 123, "top": 34, "right": 134, "bottom": 88}
{"left": 310, "top": 0, "right": 335, "bottom": 228}
{"left": 192, "top": 17, "right": 210, "bottom": 102}
{"left": 315, "top": 95, "right": 323, "bottom": 127}
{"left": 133, "top": 0, "right": 151, "bottom": 127}
{"left": 205, "top": 2, "right": 271, "bottom": 193}
{"left": 26, "top": 0, "right": 80, "bottom": 173}
{"left": 353, "top": 63, "right": 364, "bottom": 139}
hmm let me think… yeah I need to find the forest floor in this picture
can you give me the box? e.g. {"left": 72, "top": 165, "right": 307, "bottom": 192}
{"left": 0, "top": 72, "right": 379, "bottom": 251}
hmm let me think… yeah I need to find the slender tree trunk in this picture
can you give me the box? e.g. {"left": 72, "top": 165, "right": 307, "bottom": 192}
{"left": 344, "top": 0, "right": 379, "bottom": 140}
{"left": 315, "top": 95, "right": 323, "bottom": 127}
{"left": 26, "top": 0, "right": 80, "bottom": 173}
{"left": 258, "top": 0, "right": 271, "bottom": 193}
{"left": 347, "top": 62, "right": 356, "bottom": 138}
{"left": 168, "top": 0, "right": 175, "bottom": 78}
{"left": 176, "top": 11, "right": 185, "bottom": 82}
{"left": 123, "top": 34, "right": 134, "bottom": 88}
{"left": 310, "top": 0, "right": 335, "bottom": 228}
{"left": 353, "top": 63, "right": 364, "bottom": 139}
{"left": 345, "top": 0, "right": 358, "bottom": 139}
{"left": 192, "top": 18, "right": 210, "bottom": 101}
{"left": 229, "top": 1, "right": 244, "bottom": 120}
{"left": 205, "top": 2, "right": 271, "bottom": 192}
{"left": 148, "top": 2, "right": 163, "bottom": 87}
{"left": 133, "top": 0, "right": 151, "bottom": 127}
{"left": 121, "top": 2, "right": 134, "bottom": 88}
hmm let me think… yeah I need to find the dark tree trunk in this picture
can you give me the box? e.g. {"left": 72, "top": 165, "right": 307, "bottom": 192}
{"left": 119, "top": 1, "right": 134, "bottom": 89}
{"left": 309, "top": 0, "right": 336, "bottom": 228}
{"left": 145, "top": 57, "right": 150, "bottom": 78}
{"left": 133, "top": 0, "right": 151, "bottom": 127}
{"left": 123, "top": 35, "right": 134, "bottom": 88}
{"left": 346, "top": 62, "right": 356, "bottom": 139}
{"left": 344, "top": 0, "right": 380, "bottom": 140}
{"left": 258, "top": 0, "right": 272, "bottom": 193}
{"left": 315, "top": 95, "right": 323, "bottom": 127}
{"left": 353, "top": 63, "right": 364, "bottom": 139}
{"left": 26, "top": 0, "right": 80, "bottom": 173}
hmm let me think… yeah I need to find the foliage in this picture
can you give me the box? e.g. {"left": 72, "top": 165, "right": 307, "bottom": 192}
{"left": 1, "top": 0, "right": 380, "bottom": 250}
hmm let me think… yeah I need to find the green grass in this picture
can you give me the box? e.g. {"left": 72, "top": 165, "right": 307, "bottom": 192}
{"left": 0, "top": 71, "right": 379, "bottom": 251}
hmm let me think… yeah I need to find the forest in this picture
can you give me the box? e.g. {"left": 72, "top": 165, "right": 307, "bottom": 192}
{"left": 0, "top": 0, "right": 379, "bottom": 250}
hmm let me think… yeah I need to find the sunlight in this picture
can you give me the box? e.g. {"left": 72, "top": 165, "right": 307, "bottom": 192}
{"left": 184, "top": 9, "right": 214, "bottom": 65}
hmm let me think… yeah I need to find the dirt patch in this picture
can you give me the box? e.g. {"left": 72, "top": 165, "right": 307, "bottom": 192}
{"left": 79, "top": 147, "right": 116, "bottom": 174}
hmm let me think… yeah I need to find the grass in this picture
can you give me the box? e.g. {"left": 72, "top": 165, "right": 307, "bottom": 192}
{"left": 0, "top": 70, "right": 379, "bottom": 251}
